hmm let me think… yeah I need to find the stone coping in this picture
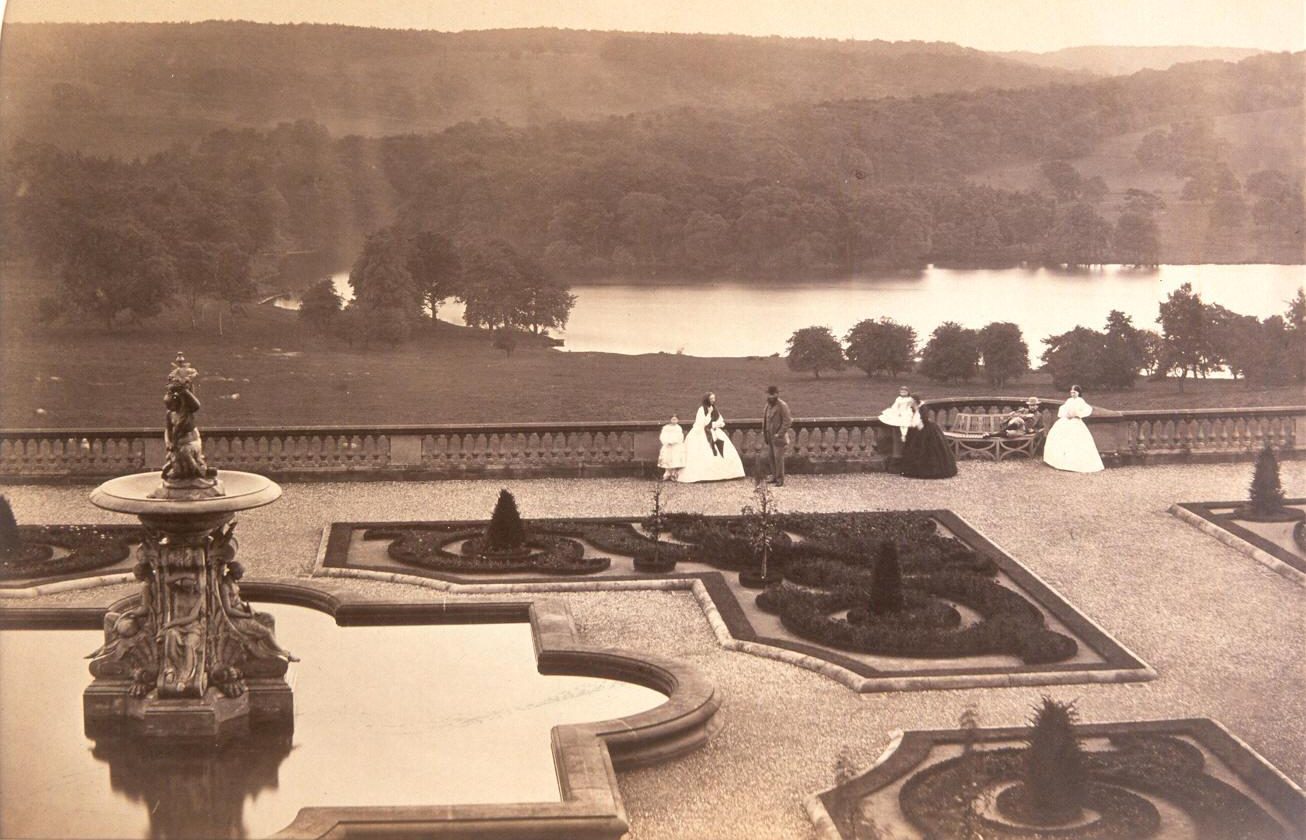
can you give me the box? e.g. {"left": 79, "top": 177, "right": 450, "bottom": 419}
{"left": 316, "top": 511, "right": 1155, "bottom": 693}
{"left": 0, "top": 581, "right": 722, "bottom": 840}
{"left": 6, "top": 403, "right": 1302, "bottom": 439}
{"left": 805, "top": 718, "right": 1306, "bottom": 840}
{"left": 1170, "top": 498, "right": 1306, "bottom": 586}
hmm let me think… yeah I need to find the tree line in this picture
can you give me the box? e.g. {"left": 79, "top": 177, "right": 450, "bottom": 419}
{"left": 298, "top": 226, "right": 576, "bottom": 347}
{"left": 785, "top": 285, "right": 1306, "bottom": 389}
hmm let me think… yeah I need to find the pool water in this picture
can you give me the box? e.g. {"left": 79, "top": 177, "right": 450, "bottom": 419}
{"left": 0, "top": 605, "right": 664, "bottom": 839}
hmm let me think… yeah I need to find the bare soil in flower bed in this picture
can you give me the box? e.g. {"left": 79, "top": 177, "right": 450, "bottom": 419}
{"left": 0, "top": 525, "right": 142, "bottom": 582}
{"left": 1230, "top": 506, "right": 1306, "bottom": 523}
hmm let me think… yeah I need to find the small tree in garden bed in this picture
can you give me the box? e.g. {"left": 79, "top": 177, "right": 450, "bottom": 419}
{"left": 739, "top": 483, "right": 782, "bottom": 588}
{"left": 485, "top": 489, "right": 528, "bottom": 552}
{"left": 1015, "top": 697, "right": 1087, "bottom": 824}
{"left": 869, "top": 541, "right": 905, "bottom": 615}
{"left": 1236, "top": 446, "right": 1304, "bottom": 522}
{"left": 635, "top": 481, "right": 676, "bottom": 572}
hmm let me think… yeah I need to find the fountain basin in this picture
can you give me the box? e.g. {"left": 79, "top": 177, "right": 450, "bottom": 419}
{"left": 91, "top": 470, "right": 282, "bottom": 520}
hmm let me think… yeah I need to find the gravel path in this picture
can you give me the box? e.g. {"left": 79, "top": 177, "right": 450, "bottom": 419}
{"left": 3, "top": 460, "right": 1303, "bottom": 840}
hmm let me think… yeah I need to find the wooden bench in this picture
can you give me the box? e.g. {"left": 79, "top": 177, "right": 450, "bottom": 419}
{"left": 944, "top": 412, "right": 1044, "bottom": 461}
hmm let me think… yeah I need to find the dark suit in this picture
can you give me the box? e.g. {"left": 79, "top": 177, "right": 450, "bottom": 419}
{"left": 761, "top": 397, "right": 793, "bottom": 483}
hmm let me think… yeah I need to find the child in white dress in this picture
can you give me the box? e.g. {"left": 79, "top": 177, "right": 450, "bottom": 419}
{"left": 658, "top": 415, "right": 687, "bottom": 480}
{"left": 878, "top": 385, "right": 917, "bottom": 442}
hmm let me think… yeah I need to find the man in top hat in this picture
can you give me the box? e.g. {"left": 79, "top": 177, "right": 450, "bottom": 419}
{"left": 998, "top": 396, "right": 1044, "bottom": 438}
{"left": 760, "top": 385, "right": 793, "bottom": 486}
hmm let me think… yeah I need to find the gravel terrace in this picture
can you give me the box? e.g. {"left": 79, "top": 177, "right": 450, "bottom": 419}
{"left": 3, "top": 460, "right": 1303, "bottom": 840}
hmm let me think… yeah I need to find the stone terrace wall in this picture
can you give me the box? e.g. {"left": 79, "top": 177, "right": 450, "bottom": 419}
{"left": 1, "top": 405, "right": 1301, "bottom": 482}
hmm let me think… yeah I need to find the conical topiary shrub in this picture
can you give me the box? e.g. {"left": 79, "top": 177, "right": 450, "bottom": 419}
{"left": 0, "top": 495, "right": 20, "bottom": 556}
{"left": 1249, "top": 446, "right": 1286, "bottom": 515}
{"left": 1237, "top": 446, "right": 1304, "bottom": 522}
{"left": 1021, "top": 697, "right": 1087, "bottom": 823}
{"left": 484, "top": 489, "right": 527, "bottom": 552}
{"left": 869, "top": 540, "right": 905, "bottom": 614}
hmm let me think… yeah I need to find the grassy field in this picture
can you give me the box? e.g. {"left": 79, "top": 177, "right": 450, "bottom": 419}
{"left": 2, "top": 291, "right": 1302, "bottom": 429}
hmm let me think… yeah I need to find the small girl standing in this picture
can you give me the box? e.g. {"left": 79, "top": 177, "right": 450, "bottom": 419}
{"left": 658, "top": 415, "right": 687, "bottom": 480}
{"left": 878, "top": 385, "right": 917, "bottom": 441}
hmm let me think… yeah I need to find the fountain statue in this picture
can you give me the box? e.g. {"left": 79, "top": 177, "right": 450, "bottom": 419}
{"left": 85, "top": 353, "right": 292, "bottom": 741}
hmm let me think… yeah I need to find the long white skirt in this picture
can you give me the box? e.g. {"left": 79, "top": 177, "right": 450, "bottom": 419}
{"left": 1043, "top": 418, "right": 1104, "bottom": 473}
{"left": 677, "top": 427, "right": 746, "bottom": 483}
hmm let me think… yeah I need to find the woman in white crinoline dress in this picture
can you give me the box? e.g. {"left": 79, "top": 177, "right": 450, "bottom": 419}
{"left": 1043, "top": 385, "right": 1104, "bottom": 473}
{"left": 677, "top": 392, "right": 746, "bottom": 483}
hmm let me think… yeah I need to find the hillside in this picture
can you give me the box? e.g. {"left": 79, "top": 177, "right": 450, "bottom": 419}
{"left": 0, "top": 22, "right": 1086, "bottom": 157}
{"left": 4, "top": 51, "right": 1301, "bottom": 285}
{"left": 969, "top": 105, "right": 1305, "bottom": 263}
{"left": 999, "top": 45, "right": 1266, "bottom": 75}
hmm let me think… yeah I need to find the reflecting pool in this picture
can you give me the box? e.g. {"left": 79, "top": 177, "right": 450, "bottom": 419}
{"left": 0, "top": 605, "right": 664, "bottom": 839}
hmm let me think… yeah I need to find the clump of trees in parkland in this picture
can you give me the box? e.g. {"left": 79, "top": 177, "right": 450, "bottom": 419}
{"left": 304, "top": 226, "right": 577, "bottom": 347}
{"left": 786, "top": 285, "right": 1306, "bottom": 390}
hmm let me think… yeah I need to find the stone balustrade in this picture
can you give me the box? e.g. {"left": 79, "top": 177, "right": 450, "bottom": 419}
{"left": 919, "top": 398, "right": 1304, "bottom": 465}
{"left": 1, "top": 404, "right": 1301, "bottom": 481}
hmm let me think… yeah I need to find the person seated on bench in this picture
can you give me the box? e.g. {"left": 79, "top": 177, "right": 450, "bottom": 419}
{"left": 991, "top": 397, "right": 1044, "bottom": 438}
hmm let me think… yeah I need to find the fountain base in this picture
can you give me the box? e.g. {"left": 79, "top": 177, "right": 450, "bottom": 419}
{"left": 85, "top": 679, "right": 293, "bottom": 742}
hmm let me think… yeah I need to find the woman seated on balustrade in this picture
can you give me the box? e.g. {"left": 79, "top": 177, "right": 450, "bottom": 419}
{"left": 899, "top": 396, "right": 957, "bottom": 479}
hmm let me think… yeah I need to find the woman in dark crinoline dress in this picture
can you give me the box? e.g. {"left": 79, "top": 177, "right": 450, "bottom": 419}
{"left": 899, "top": 397, "right": 957, "bottom": 479}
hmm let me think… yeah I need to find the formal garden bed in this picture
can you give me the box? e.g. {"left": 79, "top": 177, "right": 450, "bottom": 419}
{"left": 1170, "top": 449, "right": 1305, "bottom": 584}
{"left": 811, "top": 711, "right": 1305, "bottom": 840}
{"left": 0, "top": 522, "right": 143, "bottom": 588}
{"left": 321, "top": 491, "right": 1152, "bottom": 692}
{"left": 1171, "top": 498, "right": 1306, "bottom": 584}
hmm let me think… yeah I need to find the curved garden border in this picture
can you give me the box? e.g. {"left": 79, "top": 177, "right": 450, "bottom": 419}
{"left": 0, "top": 581, "right": 722, "bottom": 840}
{"left": 315, "top": 511, "right": 1155, "bottom": 694}
{"left": 0, "top": 524, "right": 144, "bottom": 598}
{"left": 805, "top": 718, "right": 1306, "bottom": 840}
{"left": 1170, "top": 498, "right": 1306, "bottom": 586}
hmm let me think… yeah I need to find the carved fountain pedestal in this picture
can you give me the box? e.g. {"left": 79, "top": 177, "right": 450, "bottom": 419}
{"left": 85, "top": 471, "right": 290, "bottom": 741}
{"left": 83, "top": 353, "right": 297, "bottom": 741}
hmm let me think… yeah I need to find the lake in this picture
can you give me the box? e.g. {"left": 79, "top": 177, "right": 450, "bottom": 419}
{"left": 318, "top": 264, "right": 1305, "bottom": 359}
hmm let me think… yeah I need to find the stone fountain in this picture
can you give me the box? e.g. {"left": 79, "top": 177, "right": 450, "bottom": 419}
{"left": 84, "top": 353, "right": 295, "bottom": 741}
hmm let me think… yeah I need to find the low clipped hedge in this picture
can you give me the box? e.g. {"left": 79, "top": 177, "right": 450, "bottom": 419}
{"left": 0, "top": 525, "right": 141, "bottom": 581}
{"left": 364, "top": 527, "right": 609, "bottom": 575}
{"left": 779, "top": 511, "right": 996, "bottom": 576}
{"left": 756, "top": 568, "right": 1077, "bottom": 664}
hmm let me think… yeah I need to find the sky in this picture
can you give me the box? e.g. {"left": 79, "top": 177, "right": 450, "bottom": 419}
{"left": 2, "top": 0, "right": 1303, "bottom": 53}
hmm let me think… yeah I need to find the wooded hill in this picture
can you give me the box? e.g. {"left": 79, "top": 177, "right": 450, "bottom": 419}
{"left": 0, "top": 22, "right": 1089, "bottom": 157}
{"left": 2, "top": 21, "right": 1302, "bottom": 297}
{"left": 996, "top": 45, "right": 1264, "bottom": 76}
{"left": 4, "top": 47, "right": 1302, "bottom": 298}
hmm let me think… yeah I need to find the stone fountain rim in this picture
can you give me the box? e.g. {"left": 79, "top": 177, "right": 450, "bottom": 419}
{"left": 90, "top": 471, "right": 282, "bottom": 516}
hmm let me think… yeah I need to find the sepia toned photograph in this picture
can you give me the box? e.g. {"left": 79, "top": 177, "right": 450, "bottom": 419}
{"left": 0, "top": 1, "right": 1302, "bottom": 837}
